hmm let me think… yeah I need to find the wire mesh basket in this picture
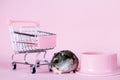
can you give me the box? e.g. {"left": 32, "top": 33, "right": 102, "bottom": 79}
{"left": 9, "top": 20, "right": 56, "bottom": 74}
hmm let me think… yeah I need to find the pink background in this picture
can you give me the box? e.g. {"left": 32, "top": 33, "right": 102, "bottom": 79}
{"left": 0, "top": 0, "right": 120, "bottom": 80}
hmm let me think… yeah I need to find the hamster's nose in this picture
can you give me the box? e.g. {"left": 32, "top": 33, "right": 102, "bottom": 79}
{"left": 55, "top": 66, "right": 59, "bottom": 70}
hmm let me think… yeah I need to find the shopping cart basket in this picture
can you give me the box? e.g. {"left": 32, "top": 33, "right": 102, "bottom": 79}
{"left": 9, "top": 20, "right": 56, "bottom": 74}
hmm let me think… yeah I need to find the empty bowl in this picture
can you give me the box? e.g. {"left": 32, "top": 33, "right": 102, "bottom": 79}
{"left": 80, "top": 52, "right": 117, "bottom": 74}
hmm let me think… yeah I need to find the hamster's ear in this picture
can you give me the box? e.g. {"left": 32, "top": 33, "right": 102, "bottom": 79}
{"left": 54, "top": 53, "right": 57, "bottom": 55}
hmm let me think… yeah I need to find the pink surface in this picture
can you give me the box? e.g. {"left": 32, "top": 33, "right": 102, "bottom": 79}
{"left": 1, "top": 0, "right": 120, "bottom": 80}
{"left": 1, "top": 65, "right": 120, "bottom": 80}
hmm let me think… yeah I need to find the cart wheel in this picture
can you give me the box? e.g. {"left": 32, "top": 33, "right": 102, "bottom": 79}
{"left": 30, "top": 65, "right": 36, "bottom": 74}
{"left": 12, "top": 62, "right": 16, "bottom": 70}
{"left": 36, "top": 60, "right": 40, "bottom": 67}
{"left": 49, "top": 68, "right": 53, "bottom": 72}
{"left": 73, "top": 70, "right": 76, "bottom": 73}
{"left": 48, "top": 65, "right": 52, "bottom": 72}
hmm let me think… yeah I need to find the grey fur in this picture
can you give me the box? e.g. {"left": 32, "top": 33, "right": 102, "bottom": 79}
{"left": 50, "top": 50, "right": 79, "bottom": 73}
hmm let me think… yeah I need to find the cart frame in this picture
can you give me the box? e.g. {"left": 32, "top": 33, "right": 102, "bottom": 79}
{"left": 9, "top": 20, "right": 56, "bottom": 74}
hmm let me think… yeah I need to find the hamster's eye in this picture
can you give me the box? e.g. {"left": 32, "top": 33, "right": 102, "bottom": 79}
{"left": 54, "top": 59, "right": 58, "bottom": 63}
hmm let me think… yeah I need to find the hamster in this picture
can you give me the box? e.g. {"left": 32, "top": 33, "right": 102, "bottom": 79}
{"left": 49, "top": 50, "right": 79, "bottom": 74}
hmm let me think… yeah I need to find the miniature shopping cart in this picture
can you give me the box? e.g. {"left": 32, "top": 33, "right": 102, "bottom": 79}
{"left": 9, "top": 20, "right": 56, "bottom": 74}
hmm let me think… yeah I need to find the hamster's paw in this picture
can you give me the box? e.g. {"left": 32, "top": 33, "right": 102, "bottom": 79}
{"left": 53, "top": 68, "right": 62, "bottom": 74}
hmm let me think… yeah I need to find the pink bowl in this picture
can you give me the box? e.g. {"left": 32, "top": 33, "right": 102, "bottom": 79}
{"left": 80, "top": 52, "right": 117, "bottom": 74}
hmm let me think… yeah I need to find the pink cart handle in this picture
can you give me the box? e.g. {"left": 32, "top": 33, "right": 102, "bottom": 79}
{"left": 8, "top": 19, "right": 40, "bottom": 26}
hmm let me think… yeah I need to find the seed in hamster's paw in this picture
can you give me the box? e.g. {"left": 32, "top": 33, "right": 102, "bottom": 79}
{"left": 53, "top": 68, "right": 61, "bottom": 74}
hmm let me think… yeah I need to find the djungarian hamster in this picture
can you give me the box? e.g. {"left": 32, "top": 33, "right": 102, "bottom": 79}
{"left": 49, "top": 50, "right": 79, "bottom": 74}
